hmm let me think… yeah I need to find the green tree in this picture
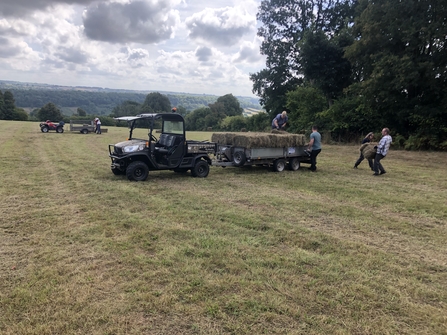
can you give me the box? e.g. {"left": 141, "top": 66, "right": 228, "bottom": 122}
{"left": 37, "top": 103, "right": 63, "bottom": 121}
{"left": 12, "top": 108, "right": 28, "bottom": 121}
{"left": 2, "top": 90, "right": 16, "bottom": 120}
{"left": 0, "top": 91, "right": 5, "bottom": 119}
{"left": 77, "top": 108, "right": 87, "bottom": 116}
{"left": 142, "top": 92, "right": 171, "bottom": 113}
{"left": 210, "top": 94, "right": 243, "bottom": 117}
{"left": 345, "top": 0, "right": 447, "bottom": 144}
{"left": 111, "top": 100, "right": 141, "bottom": 117}
{"left": 251, "top": 0, "right": 356, "bottom": 115}
{"left": 220, "top": 116, "right": 247, "bottom": 132}
{"left": 245, "top": 112, "right": 270, "bottom": 132}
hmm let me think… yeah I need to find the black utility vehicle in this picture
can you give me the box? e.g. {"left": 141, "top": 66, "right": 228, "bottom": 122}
{"left": 109, "top": 113, "right": 215, "bottom": 181}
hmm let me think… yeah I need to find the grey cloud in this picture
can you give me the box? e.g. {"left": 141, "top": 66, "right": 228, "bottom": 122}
{"left": 0, "top": 37, "right": 21, "bottom": 57}
{"left": 83, "top": 1, "right": 176, "bottom": 44}
{"left": 0, "top": 0, "right": 93, "bottom": 17}
{"left": 195, "top": 46, "right": 212, "bottom": 62}
{"left": 54, "top": 47, "right": 88, "bottom": 64}
{"left": 234, "top": 45, "right": 262, "bottom": 63}
{"left": 186, "top": 8, "right": 254, "bottom": 46}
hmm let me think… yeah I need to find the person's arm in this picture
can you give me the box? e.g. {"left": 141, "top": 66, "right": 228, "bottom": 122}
{"left": 308, "top": 136, "right": 314, "bottom": 151}
{"left": 281, "top": 117, "right": 288, "bottom": 128}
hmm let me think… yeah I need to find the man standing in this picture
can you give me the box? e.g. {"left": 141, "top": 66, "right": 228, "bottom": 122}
{"left": 373, "top": 128, "right": 392, "bottom": 176}
{"left": 307, "top": 126, "right": 321, "bottom": 172}
{"left": 94, "top": 117, "right": 101, "bottom": 134}
{"left": 271, "top": 111, "right": 288, "bottom": 130}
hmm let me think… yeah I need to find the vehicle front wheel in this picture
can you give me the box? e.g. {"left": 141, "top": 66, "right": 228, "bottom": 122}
{"left": 126, "top": 161, "right": 149, "bottom": 181}
{"left": 41, "top": 126, "right": 49, "bottom": 133}
{"left": 191, "top": 160, "right": 209, "bottom": 178}
{"left": 273, "top": 159, "right": 286, "bottom": 172}
{"left": 288, "top": 157, "right": 300, "bottom": 171}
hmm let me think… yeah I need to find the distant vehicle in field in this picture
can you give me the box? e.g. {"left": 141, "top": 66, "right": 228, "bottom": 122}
{"left": 40, "top": 120, "right": 64, "bottom": 133}
{"left": 69, "top": 120, "right": 96, "bottom": 134}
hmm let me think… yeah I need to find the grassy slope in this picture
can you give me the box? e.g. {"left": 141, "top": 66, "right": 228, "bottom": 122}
{"left": 0, "top": 121, "right": 446, "bottom": 335}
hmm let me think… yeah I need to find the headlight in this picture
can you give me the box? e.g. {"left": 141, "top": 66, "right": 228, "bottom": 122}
{"left": 123, "top": 144, "right": 146, "bottom": 153}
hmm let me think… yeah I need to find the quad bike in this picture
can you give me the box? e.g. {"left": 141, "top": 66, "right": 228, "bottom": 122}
{"left": 40, "top": 120, "right": 65, "bottom": 133}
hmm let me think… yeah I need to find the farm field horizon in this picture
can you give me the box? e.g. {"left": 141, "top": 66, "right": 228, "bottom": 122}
{"left": 1, "top": 120, "right": 446, "bottom": 334}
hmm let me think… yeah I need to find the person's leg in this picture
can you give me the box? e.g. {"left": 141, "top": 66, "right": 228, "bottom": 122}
{"left": 310, "top": 149, "right": 321, "bottom": 171}
{"left": 367, "top": 158, "right": 374, "bottom": 170}
{"left": 373, "top": 154, "right": 384, "bottom": 174}
{"left": 354, "top": 153, "right": 364, "bottom": 168}
{"left": 98, "top": 124, "right": 101, "bottom": 134}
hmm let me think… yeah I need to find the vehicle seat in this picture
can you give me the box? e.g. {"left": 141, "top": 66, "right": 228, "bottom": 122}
{"left": 155, "top": 134, "right": 175, "bottom": 154}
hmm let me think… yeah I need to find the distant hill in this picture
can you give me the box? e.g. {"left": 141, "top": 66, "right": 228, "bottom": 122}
{"left": 0, "top": 80, "right": 262, "bottom": 116}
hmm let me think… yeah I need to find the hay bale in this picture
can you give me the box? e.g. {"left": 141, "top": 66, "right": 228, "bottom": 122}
{"left": 211, "top": 132, "right": 306, "bottom": 148}
{"left": 361, "top": 143, "right": 376, "bottom": 160}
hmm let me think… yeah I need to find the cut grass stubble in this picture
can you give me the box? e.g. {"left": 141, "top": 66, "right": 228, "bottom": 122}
{"left": 1, "top": 121, "right": 446, "bottom": 334}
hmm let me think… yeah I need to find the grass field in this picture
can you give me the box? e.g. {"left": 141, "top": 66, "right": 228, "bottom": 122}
{"left": 1, "top": 120, "right": 446, "bottom": 335}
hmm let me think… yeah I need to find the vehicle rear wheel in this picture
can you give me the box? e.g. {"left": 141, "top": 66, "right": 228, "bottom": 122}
{"left": 56, "top": 126, "right": 64, "bottom": 133}
{"left": 41, "top": 126, "right": 49, "bottom": 133}
{"left": 191, "top": 160, "right": 209, "bottom": 178}
{"left": 273, "top": 159, "right": 286, "bottom": 172}
{"left": 288, "top": 157, "right": 300, "bottom": 171}
{"left": 233, "top": 150, "right": 246, "bottom": 167}
{"left": 126, "top": 161, "right": 149, "bottom": 181}
{"left": 81, "top": 129, "right": 89, "bottom": 134}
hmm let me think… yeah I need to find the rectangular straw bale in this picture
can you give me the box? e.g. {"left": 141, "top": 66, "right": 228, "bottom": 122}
{"left": 211, "top": 132, "right": 306, "bottom": 148}
{"left": 361, "top": 143, "right": 377, "bottom": 160}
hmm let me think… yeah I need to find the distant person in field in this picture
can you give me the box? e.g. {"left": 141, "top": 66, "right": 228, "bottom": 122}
{"left": 307, "top": 125, "right": 321, "bottom": 172}
{"left": 94, "top": 117, "right": 101, "bottom": 134}
{"left": 373, "top": 128, "right": 392, "bottom": 176}
{"left": 271, "top": 111, "right": 288, "bottom": 130}
{"left": 354, "top": 132, "right": 375, "bottom": 170}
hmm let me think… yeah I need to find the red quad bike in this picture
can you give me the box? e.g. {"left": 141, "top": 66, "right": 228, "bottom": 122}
{"left": 40, "top": 120, "right": 65, "bottom": 133}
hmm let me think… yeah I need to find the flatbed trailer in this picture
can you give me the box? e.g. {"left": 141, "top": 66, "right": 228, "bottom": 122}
{"left": 212, "top": 144, "right": 311, "bottom": 172}
{"left": 70, "top": 120, "right": 108, "bottom": 134}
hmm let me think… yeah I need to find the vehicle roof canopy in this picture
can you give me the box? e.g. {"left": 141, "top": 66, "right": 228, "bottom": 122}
{"left": 114, "top": 113, "right": 184, "bottom": 122}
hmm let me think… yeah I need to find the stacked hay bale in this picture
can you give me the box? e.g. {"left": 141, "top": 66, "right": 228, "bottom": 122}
{"left": 360, "top": 143, "right": 377, "bottom": 159}
{"left": 211, "top": 132, "right": 306, "bottom": 148}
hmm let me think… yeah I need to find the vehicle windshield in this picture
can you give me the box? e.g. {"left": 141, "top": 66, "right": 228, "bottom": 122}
{"left": 130, "top": 118, "right": 162, "bottom": 140}
{"left": 163, "top": 120, "right": 184, "bottom": 134}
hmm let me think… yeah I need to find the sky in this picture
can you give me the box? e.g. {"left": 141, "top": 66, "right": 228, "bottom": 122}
{"left": 0, "top": 0, "right": 266, "bottom": 97}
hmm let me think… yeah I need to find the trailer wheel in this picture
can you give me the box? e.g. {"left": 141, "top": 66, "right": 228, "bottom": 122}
{"left": 233, "top": 150, "right": 246, "bottom": 167}
{"left": 126, "top": 161, "right": 149, "bottom": 181}
{"left": 191, "top": 160, "right": 209, "bottom": 178}
{"left": 56, "top": 126, "right": 64, "bottom": 133}
{"left": 273, "top": 159, "right": 286, "bottom": 172}
{"left": 288, "top": 157, "right": 300, "bottom": 171}
{"left": 81, "top": 129, "right": 89, "bottom": 134}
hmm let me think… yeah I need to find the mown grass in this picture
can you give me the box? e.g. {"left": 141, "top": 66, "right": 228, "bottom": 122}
{"left": 1, "top": 120, "right": 446, "bottom": 334}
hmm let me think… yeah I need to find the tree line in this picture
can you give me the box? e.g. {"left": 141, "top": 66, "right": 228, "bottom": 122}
{"left": 251, "top": 0, "right": 447, "bottom": 150}
{"left": 0, "top": 90, "right": 270, "bottom": 132}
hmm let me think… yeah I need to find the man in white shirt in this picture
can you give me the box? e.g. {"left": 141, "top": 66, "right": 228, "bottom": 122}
{"left": 373, "top": 128, "right": 392, "bottom": 176}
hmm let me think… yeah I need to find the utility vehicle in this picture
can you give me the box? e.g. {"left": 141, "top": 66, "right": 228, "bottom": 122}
{"left": 109, "top": 113, "right": 215, "bottom": 181}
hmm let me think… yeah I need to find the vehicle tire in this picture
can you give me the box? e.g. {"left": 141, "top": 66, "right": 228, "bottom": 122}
{"left": 126, "top": 161, "right": 149, "bottom": 181}
{"left": 112, "top": 168, "right": 124, "bottom": 175}
{"left": 288, "top": 157, "right": 300, "bottom": 171}
{"left": 56, "top": 126, "right": 64, "bottom": 133}
{"left": 273, "top": 159, "right": 286, "bottom": 172}
{"left": 191, "top": 160, "right": 209, "bottom": 178}
{"left": 41, "top": 126, "right": 49, "bottom": 133}
{"left": 232, "top": 150, "right": 246, "bottom": 167}
{"left": 81, "top": 129, "right": 89, "bottom": 134}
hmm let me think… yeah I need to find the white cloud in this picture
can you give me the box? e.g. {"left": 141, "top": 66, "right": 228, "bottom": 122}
{"left": 0, "top": 0, "right": 264, "bottom": 97}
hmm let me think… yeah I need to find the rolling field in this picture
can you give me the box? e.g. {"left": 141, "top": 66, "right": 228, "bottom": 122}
{"left": 1, "top": 120, "right": 446, "bottom": 334}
